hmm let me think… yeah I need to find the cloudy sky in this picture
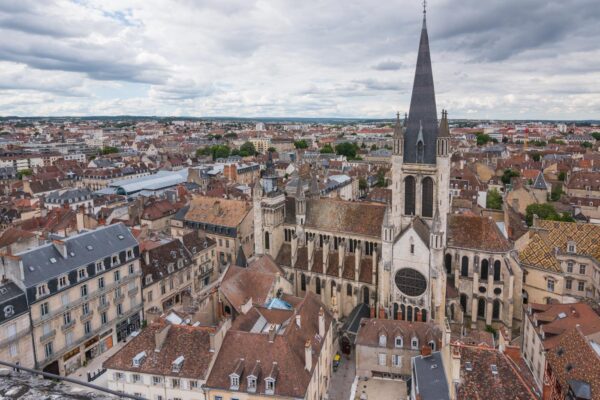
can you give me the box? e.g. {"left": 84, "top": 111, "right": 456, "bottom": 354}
{"left": 1, "top": 0, "right": 599, "bottom": 119}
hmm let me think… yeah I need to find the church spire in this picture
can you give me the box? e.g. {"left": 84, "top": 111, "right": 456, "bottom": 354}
{"left": 404, "top": 4, "right": 438, "bottom": 165}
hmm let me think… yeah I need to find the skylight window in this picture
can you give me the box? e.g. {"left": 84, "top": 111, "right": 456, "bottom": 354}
{"left": 49, "top": 258, "right": 57, "bottom": 264}
{"left": 117, "top": 234, "right": 124, "bottom": 240}
{"left": 87, "top": 245, "right": 94, "bottom": 251}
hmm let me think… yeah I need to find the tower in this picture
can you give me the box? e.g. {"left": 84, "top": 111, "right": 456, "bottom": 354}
{"left": 253, "top": 157, "right": 286, "bottom": 257}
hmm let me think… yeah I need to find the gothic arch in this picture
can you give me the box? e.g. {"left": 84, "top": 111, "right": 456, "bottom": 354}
{"left": 477, "top": 298, "right": 486, "bottom": 319}
{"left": 264, "top": 231, "right": 270, "bottom": 250}
{"left": 421, "top": 177, "right": 434, "bottom": 218}
{"left": 460, "top": 293, "right": 468, "bottom": 313}
{"left": 404, "top": 176, "right": 416, "bottom": 215}
{"left": 445, "top": 253, "right": 452, "bottom": 274}
{"left": 461, "top": 256, "right": 469, "bottom": 277}
{"left": 400, "top": 304, "right": 406, "bottom": 321}
{"left": 493, "top": 260, "right": 501, "bottom": 281}
{"left": 362, "top": 286, "right": 370, "bottom": 305}
{"left": 492, "top": 299, "right": 501, "bottom": 320}
{"left": 481, "top": 259, "right": 489, "bottom": 280}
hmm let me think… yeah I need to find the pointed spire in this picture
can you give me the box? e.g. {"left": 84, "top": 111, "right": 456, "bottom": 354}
{"left": 439, "top": 109, "right": 450, "bottom": 138}
{"left": 235, "top": 245, "right": 247, "bottom": 268}
{"left": 394, "top": 112, "right": 403, "bottom": 137}
{"left": 404, "top": 6, "right": 438, "bottom": 164}
{"left": 403, "top": 112, "right": 408, "bottom": 128}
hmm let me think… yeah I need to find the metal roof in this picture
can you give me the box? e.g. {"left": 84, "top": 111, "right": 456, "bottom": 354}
{"left": 412, "top": 351, "right": 450, "bottom": 400}
{"left": 109, "top": 169, "right": 189, "bottom": 195}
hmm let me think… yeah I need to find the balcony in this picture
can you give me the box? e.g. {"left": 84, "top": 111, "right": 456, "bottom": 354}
{"left": 114, "top": 292, "right": 125, "bottom": 302}
{"left": 61, "top": 320, "right": 75, "bottom": 332}
{"left": 40, "top": 329, "right": 56, "bottom": 343}
{"left": 128, "top": 286, "right": 139, "bottom": 297}
{"left": 0, "top": 328, "right": 31, "bottom": 348}
{"left": 97, "top": 301, "right": 110, "bottom": 312}
{"left": 80, "top": 310, "right": 94, "bottom": 322}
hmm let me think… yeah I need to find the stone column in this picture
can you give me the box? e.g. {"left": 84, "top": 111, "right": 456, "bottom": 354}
{"left": 486, "top": 299, "right": 493, "bottom": 326}
{"left": 471, "top": 297, "right": 478, "bottom": 329}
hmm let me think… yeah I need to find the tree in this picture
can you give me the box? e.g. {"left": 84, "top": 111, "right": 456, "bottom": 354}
{"left": 590, "top": 132, "right": 600, "bottom": 141}
{"left": 558, "top": 171, "right": 566, "bottom": 181}
{"left": 320, "top": 144, "right": 334, "bottom": 154}
{"left": 212, "top": 145, "right": 231, "bottom": 160}
{"left": 531, "top": 140, "right": 547, "bottom": 147}
{"left": 501, "top": 169, "right": 520, "bottom": 185}
{"left": 196, "top": 147, "right": 212, "bottom": 157}
{"left": 370, "top": 144, "right": 378, "bottom": 151}
{"left": 294, "top": 140, "right": 309, "bottom": 149}
{"left": 239, "top": 141, "right": 257, "bottom": 157}
{"left": 375, "top": 170, "right": 387, "bottom": 187}
{"left": 550, "top": 185, "right": 563, "bottom": 201}
{"left": 581, "top": 141, "right": 593, "bottom": 148}
{"left": 17, "top": 169, "right": 33, "bottom": 180}
{"left": 531, "top": 153, "right": 541, "bottom": 162}
{"left": 224, "top": 132, "right": 238, "bottom": 138}
{"left": 502, "top": 136, "right": 509, "bottom": 143}
{"left": 359, "top": 177, "right": 368, "bottom": 191}
{"left": 486, "top": 189, "right": 503, "bottom": 210}
{"left": 267, "top": 147, "right": 276, "bottom": 153}
{"left": 335, "top": 142, "right": 359, "bottom": 159}
{"left": 525, "top": 203, "right": 574, "bottom": 226}
{"left": 476, "top": 133, "right": 492, "bottom": 146}
{"left": 100, "top": 146, "right": 119, "bottom": 155}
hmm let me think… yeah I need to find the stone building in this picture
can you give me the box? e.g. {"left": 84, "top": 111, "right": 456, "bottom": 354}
{"left": 0, "top": 281, "right": 34, "bottom": 369}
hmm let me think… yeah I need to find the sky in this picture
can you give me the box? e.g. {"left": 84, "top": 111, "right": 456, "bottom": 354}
{"left": 1, "top": 0, "right": 599, "bottom": 120}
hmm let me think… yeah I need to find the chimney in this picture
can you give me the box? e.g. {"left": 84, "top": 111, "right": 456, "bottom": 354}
{"left": 144, "top": 249, "right": 150, "bottom": 265}
{"left": 304, "top": 339, "right": 312, "bottom": 371}
{"left": 268, "top": 324, "right": 276, "bottom": 343}
{"left": 209, "top": 332, "right": 216, "bottom": 352}
{"left": 295, "top": 314, "right": 301, "bottom": 329}
{"left": 318, "top": 307, "right": 325, "bottom": 338}
{"left": 154, "top": 325, "right": 171, "bottom": 352}
{"left": 421, "top": 345, "right": 432, "bottom": 357}
{"left": 76, "top": 206, "right": 85, "bottom": 232}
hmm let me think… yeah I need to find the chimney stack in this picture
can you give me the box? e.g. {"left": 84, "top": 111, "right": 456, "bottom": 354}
{"left": 154, "top": 325, "right": 171, "bottom": 352}
{"left": 318, "top": 307, "right": 325, "bottom": 338}
{"left": 268, "top": 324, "right": 277, "bottom": 343}
{"left": 295, "top": 314, "right": 301, "bottom": 329}
{"left": 304, "top": 339, "right": 312, "bottom": 371}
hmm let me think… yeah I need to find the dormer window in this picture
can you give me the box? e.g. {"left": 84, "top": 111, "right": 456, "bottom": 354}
{"left": 229, "top": 374, "right": 240, "bottom": 390}
{"left": 172, "top": 355, "right": 184, "bottom": 372}
{"left": 58, "top": 275, "right": 68, "bottom": 289}
{"left": 395, "top": 336, "right": 403, "bottom": 348}
{"left": 428, "top": 340, "right": 436, "bottom": 351}
{"left": 78, "top": 268, "right": 87, "bottom": 281}
{"left": 112, "top": 255, "right": 118, "bottom": 265}
{"left": 411, "top": 337, "right": 419, "bottom": 350}
{"left": 177, "top": 259, "right": 183, "bottom": 269}
{"left": 247, "top": 376, "right": 257, "bottom": 393}
{"left": 36, "top": 284, "right": 48, "bottom": 298}
{"left": 96, "top": 261, "right": 104, "bottom": 273}
{"left": 567, "top": 241, "right": 576, "bottom": 253}
{"left": 145, "top": 275, "right": 153, "bottom": 285}
{"left": 265, "top": 378, "right": 275, "bottom": 395}
{"left": 379, "top": 334, "right": 387, "bottom": 347}
{"left": 168, "top": 264, "right": 174, "bottom": 274}
{"left": 132, "top": 351, "right": 146, "bottom": 367}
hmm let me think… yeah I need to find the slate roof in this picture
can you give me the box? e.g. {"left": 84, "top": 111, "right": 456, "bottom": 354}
{"left": 412, "top": 352, "right": 450, "bottom": 400}
{"left": 16, "top": 223, "right": 138, "bottom": 288}
{"left": 45, "top": 188, "right": 92, "bottom": 204}
{"left": 518, "top": 220, "right": 600, "bottom": 272}
{"left": 140, "top": 239, "right": 192, "bottom": 286}
{"left": 447, "top": 214, "right": 511, "bottom": 253}
{"left": 356, "top": 318, "right": 442, "bottom": 350}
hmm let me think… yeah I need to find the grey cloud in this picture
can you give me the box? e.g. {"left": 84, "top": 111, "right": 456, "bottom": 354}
{"left": 372, "top": 60, "right": 405, "bottom": 71}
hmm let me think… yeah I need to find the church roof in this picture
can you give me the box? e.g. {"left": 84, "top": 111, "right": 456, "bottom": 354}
{"left": 447, "top": 214, "right": 511, "bottom": 253}
{"left": 404, "top": 12, "right": 439, "bottom": 164}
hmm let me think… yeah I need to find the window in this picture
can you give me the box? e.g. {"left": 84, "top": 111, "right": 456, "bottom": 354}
{"left": 99, "top": 294, "right": 107, "bottom": 306}
{"left": 84, "top": 320, "right": 91, "bottom": 335}
{"left": 378, "top": 353, "right": 386, "bottom": 366}
{"left": 9, "top": 343, "right": 17, "bottom": 357}
{"left": 114, "top": 372, "right": 124, "bottom": 381}
{"left": 58, "top": 275, "right": 68, "bottom": 288}
{"left": 36, "top": 284, "right": 48, "bottom": 298}
{"left": 567, "top": 262, "right": 573, "bottom": 273}
{"left": 190, "top": 380, "right": 198, "bottom": 389}
{"left": 547, "top": 279, "right": 555, "bottom": 292}
{"left": 161, "top": 285, "right": 166, "bottom": 295}
{"left": 63, "top": 312, "right": 71, "bottom": 325}
{"left": 265, "top": 378, "right": 275, "bottom": 394}
{"left": 578, "top": 281, "right": 585, "bottom": 292}
{"left": 61, "top": 293, "right": 70, "bottom": 306}
{"left": 411, "top": 338, "right": 419, "bottom": 349}
{"left": 152, "top": 376, "right": 162, "bottom": 385}
{"left": 114, "top": 270, "right": 121, "bottom": 282}
{"left": 41, "top": 302, "right": 49, "bottom": 316}
{"left": 147, "top": 291, "right": 153, "bottom": 302}
{"left": 347, "top": 284, "right": 352, "bottom": 296}
{"left": 395, "top": 336, "right": 403, "bottom": 348}
{"left": 392, "top": 354, "right": 402, "bottom": 367}
{"left": 45, "top": 342, "right": 53, "bottom": 357}
{"left": 98, "top": 277, "right": 105, "bottom": 289}
{"left": 101, "top": 312, "right": 107, "bottom": 324}
{"left": 96, "top": 262, "right": 104, "bottom": 273}
{"left": 129, "top": 264, "right": 134, "bottom": 274}
{"left": 82, "top": 303, "right": 89, "bottom": 315}
{"left": 566, "top": 279, "right": 572, "bottom": 290}
{"left": 127, "top": 250, "right": 133, "bottom": 259}
{"left": 117, "top": 303, "right": 123, "bottom": 316}
{"left": 81, "top": 284, "right": 88, "bottom": 297}
{"left": 172, "top": 378, "right": 180, "bottom": 388}
{"left": 247, "top": 377, "right": 257, "bottom": 391}
{"left": 112, "top": 255, "right": 118, "bottom": 265}
{"left": 78, "top": 268, "right": 86, "bottom": 280}
{"left": 230, "top": 375, "right": 239, "bottom": 389}
{"left": 132, "top": 374, "right": 141, "bottom": 383}
{"left": 145, "top": 275, "right": 153, "bottom": 285}
{"left": 580, "top": 264, "right": 586, "bottom": 275}
{"left": 379, "top": 334, "right": 387, "bottom": 347}
{"left": 410, "top": 244, "right": 415, "bottom": 254}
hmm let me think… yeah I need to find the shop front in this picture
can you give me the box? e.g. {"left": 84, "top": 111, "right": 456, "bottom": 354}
{"left": 116, "top": 313, "right": 141, "bottom": 342}
{"left": 63, "top": 347, "right": 81, "bottom": 375}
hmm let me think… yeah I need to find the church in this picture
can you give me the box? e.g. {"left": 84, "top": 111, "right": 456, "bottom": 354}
{"left": 253, "top": 9, "right": 521, "bottom": 333}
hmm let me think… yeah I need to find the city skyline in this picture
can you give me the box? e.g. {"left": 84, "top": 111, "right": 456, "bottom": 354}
{"left": 1, "top": 0, "right": 599, "bottom": 119}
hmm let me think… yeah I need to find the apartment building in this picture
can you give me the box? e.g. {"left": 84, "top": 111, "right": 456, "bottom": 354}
{"left": 104, "top": 318, "right": 230, "bottom": 400}
{"left": 0, "top": 281, "right": 34, "bottom": 369}
{"left": 0, "top": 223, "right": 142, "bottom": 375}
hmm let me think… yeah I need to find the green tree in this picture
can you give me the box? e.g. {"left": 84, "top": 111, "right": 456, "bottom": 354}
{"left": 196, "top": 147, "right": 212, "bottom": 157}
{"left": 212, "top": 145, "right": 231, "bottom": 160}
{"left": 224, "top": 132, "right": 238, "bottom": 138}
{"left": 486, "top": 189, "right": 503, "bottom": 210}
{"left": 16, "top": 169, "right": 33, "bottom": 180}
{"left": 550, "top": 185, "right": 563, "bottom": 201}
{"left": 375, "top": 170, "right": 387, "bottom": 187}
{"left": 531, "top": 153, "right": 541, "bottom": 162}
{"left": 267, "top": 147, "right": 276, "bottom": 153}
{"left": 335, "top": 142, "right": 359, "bottom": 159}
{"left": 294, "top": 140, "right": 309, "bottom": 149}
{"left": 581, "top": 141, "right": 593, "bottom": 148}
{"left": 370, "top": 144, "right": 378, "bottom": 151}
{"left": 501, "top": 169, "right": 520, "bottom": 185}
{"left": 239, "top": 141, "right": 257, "bottom": 157}
{"left": 525, "top": 203, "right": 574, "bottom": 226}
{"left": 476, "top": 133, "right": 492, "bottom": 146}
{"left": 320, "top": 144, "right": 334, "bottom": 154}
{"left": 558, "top": 171, "right": 566, "bottom": 181}
{"left": 590, "top": 132, "right": 600, "bottom": 141}
{"left": 100, "top": 146, "right": 119, "bottom": 155}
{"left": 359, "top": 177, "right": 368, "bottom": 191}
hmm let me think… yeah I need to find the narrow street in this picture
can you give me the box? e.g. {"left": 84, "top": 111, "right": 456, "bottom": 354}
{"left": 328, "top": 353, "right": 356, "bottom": 400}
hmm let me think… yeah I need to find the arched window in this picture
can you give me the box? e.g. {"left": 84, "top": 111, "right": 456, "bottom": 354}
{"left": 404, "top": 176, "right": 416, "bottom": 215}
{"left": 400, "top": 304, "right": 406, "bottom": 321}
{"left": 493, "top": 299, "right": 501, "bottom": 320}
{"left": 417, "top": 140, "right": 424, "bottom": 163}
{"left": 330, "top": 281, "right": 336, "bottom": 298}
{"left": 460, "top": 294, "right": 468, "bottom": 312}
{"left": 477, "top": 298, "right": 486, "bottom": 319}
{"left": 450, "top": 304, "right": 455, "bottom": 321}
{"left": 493, "top": 260, "right": 501, "bottom": 281}
{"left": 445, "top": 254, "right": 452, "bottom": 274}
{"left": 393, "top": 303, "right": 399, "bottom": 320}
{"left": 421, "top": 177, "right": 434, "bottom": 218}
{"left": 522, "top": 290, "right": 529, "bottom": 305}
{"left": 461, "top": 256, "right": 469, "bottom": 277}
{"left": 264, "top": 232, "right": 270, "bottom": 250}
{"left": 422, "top": 309, "right": 427, "bottom": 322}
{"left": 315, "top": 277, "right": 321, "bottom": 295}
{"left": 346, "top": 283, "right": 352, "bottom": 296}
{"left": 362, "top": 287, "right": 370, "bottom": 305}
{"left": 481, "top": 259, "right": 489, "bottom": 280}
{"left": 301, "top": 273, "right": 306, "bottom": 291}
{"left": 407, "top": 306, "right": 413, "bottom": 322}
